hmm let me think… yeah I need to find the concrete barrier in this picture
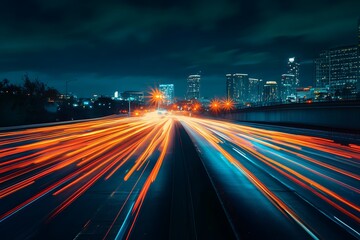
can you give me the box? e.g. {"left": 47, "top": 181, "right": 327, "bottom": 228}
{"left": 223, "top": 101, "right": 360, "bottom": 131}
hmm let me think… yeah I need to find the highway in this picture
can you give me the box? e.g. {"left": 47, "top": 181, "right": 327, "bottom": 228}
{"left": 0, "top": 113, "right": 359, "bottom": 239}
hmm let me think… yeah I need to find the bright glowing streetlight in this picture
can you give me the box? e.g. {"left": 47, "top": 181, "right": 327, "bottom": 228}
{"left": 150, "top": 88, "right": 163, "bottom": 111}
{"left": 192, "top": 103, "right": 201, "bottom": 111}
{"left": 222, "top": 99, "right": 234, "bottom": 111}
{"left": 210, "top": 99, "right": 221, "bottom": 113}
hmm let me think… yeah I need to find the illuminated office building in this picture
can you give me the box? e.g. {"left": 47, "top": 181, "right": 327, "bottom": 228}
{"left": 315, "top": 45, "right": 358, "bottom": 97}
{"left": 315, "top": 20, "right": 359, "bottom": 98}
{"left": 226, "top": 73, "right": 249, "bottom": 103}
{"left": 186, "top": 75, "right": 200, "bottom": 100}
{"left": 159, "top": 84, "right": 175, "bottom": 105}
{"left": 248, "top": 78, "right": 263, "bottom": 103}
{"left": 288, "top": 57, "right": 300, "bottom": 87}
{"left": 280, "top": 74, "right": 296, "bottom": 101}
{"left": 263, "top": 81, "right": 279, "bottom": 103}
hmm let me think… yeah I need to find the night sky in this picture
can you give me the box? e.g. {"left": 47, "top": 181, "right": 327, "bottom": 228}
{"left": 0, "top": 0, "right": 359, "bottom": 98}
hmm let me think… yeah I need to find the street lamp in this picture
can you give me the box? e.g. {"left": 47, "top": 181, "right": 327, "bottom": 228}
{"left": 65, "top": 79, "right": 77, "bottom": 120}
{"left": 210, "top": 99, "right": 221, "bottom": 113}
{"left": 155, "top": 94, "right": 163, "bottom": 110}
{"left": 222, "top": 99, "right": 234, "bottom": 111}
{"left": 150, "top": 88, "right": 163, "bottom": 111}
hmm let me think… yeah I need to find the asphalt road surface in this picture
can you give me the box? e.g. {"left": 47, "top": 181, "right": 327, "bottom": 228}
{"left": 0, "top": 113, "right": 359, "bottom": 239}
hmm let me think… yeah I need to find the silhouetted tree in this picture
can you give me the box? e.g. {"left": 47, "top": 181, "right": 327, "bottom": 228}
{"left": 23, "top": 74, "right": 46, "bottom": 96}
{"left": 2, "top": 78, "right": 9, "bottom": 87}
{"left": 44, "top": 87, "right": 60, "bottom": 101}
{"left": 7, "top": 83, "right": 22, "bottom": 94}
{"left": 0, "top": 78, "right": 10, "bottom": 92}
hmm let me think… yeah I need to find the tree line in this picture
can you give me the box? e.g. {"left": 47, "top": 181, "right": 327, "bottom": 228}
{"left": 0, "top": 74, "right": 60, "bottom": 127}
{"left": 0, "top": 74, "right": 59, "bottom": 100}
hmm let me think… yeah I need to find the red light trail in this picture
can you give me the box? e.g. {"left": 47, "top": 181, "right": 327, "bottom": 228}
{"left": 0, "top": 114, "right": 359, "bottom": 239}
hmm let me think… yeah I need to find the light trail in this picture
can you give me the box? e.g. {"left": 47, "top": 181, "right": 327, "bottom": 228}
{"left": 0, "top": 114, "right": 358, "bottom": 239}
{"left": 177, "top": 116, "right": 360, "bottom": 238}
{"left": 0, "top": 113, "right": 174, "bottom": 239}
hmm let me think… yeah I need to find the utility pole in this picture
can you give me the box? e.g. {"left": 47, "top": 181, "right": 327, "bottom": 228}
{"left": 65, "top": 80, "right": 70, "bottom": 120}
{"left": 65, "top": 79, "right": 76, "bottom": 120}
{"left": 65, "top": 79, "right": 77, "bottom": 100}
{"left": 65, "top": 80, "right": 68, "bottom": 100}
{"left": 128, "top": 98, "right": 131, "bottom": 117}
{"left": 156, "top": 94, "right": 162, "bottom": 111}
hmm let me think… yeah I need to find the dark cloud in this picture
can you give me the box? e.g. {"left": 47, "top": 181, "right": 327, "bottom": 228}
{"left": 245, "top": 0, "right": 360, "bottom": 44}
{"left": 0, "top": 0, "right": 359, "bottom": 97}
{"left": 0, "top": 0, "right": 238, "bottom": 52}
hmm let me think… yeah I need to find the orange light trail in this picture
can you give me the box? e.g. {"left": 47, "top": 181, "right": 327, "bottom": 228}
{"left": 1, "top": 114, "right": 359, "bottom": 238}
{"left": 0, "top": 113, "right": 174, "bottom": 240}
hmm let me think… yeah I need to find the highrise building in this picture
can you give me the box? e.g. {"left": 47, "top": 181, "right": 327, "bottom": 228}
{"left": 263, "top": 81, "right": 278, "bottom": 103}
{"left": 315, "top": 46, "right": 358, "bottom": 98}
{"left": 159, "top": 84, "right": 175, "bottom": 105}
{"left": 358, "top": 18, "right": 360, "bottom": 44}
{"left": 287, "top": 57, "right": 300, "bottom": 87}
{"left": 358, "top": 18, "right": 360, "bottom": 45}
{"left": 315, "top": 20, "right": 360, "bottom": 98}
{"left": 186, "top": 75, "right": 200, "bottom": 100}
{"left": 248, "top": 78, "right": 263, "bottom": 103}
{"left": 237, "top": 74, "right": 249, "bottom": 103}
{"left": 226, "top": 74, "right": 238, "bottom": 102}
{"left": 114, "top": 91, "right": 119, "bottom": 98}
{"left": 280, "top": 74, "right": 296, "bottom": 101}
{"left": 315, "top": 51, "right": 330, "bottom": 88}
{"left": 225, "top": 73, "right": 249, "bottom": 103}
{"left": 358, "top": 18, "right": 360, "bottom": 93}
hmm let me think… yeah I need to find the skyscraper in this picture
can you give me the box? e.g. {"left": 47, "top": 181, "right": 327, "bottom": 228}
{"left": 287, "top": 57, "right": 300, "bottom": 87}
{"left": 186, "top": 75, "right": 200, "bottom": 100}
{"left": 358, "top": 18, "right": 360, "bottom": 45}
{"left": 280, "top": 74, "right": 296, "bottom": 101}
{"left": 225, "top": 73, "right": 249, "bottom": 103}
{"left": 358, "top": 18, "right": 360, "bottom": 93}
{"left": 226, "top": 74, "right": 238, "bottom": 102}
{"left": 315, "top": 51, "right": 330, "bottom": 88}
{"left": 315, "top": 20, "right": 360, "bottom": 98}
{"left": 315, "top": 46, "right": 358, "bottom": 98}
{"left": 248, "top": 78, "right": 263, "bottom": 103}
{"left": 159, "top": 84, "right": 175, "bottom": 105}
{"left": 237, "top": 74, "right": 250, "bottom": 103}
{"left": 263, "top": 81, "right": 278, "bottom": 103}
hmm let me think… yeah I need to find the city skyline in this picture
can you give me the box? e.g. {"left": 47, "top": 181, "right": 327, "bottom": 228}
{"left": 0, "top": 1, "right": 359, "bottom": 98}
